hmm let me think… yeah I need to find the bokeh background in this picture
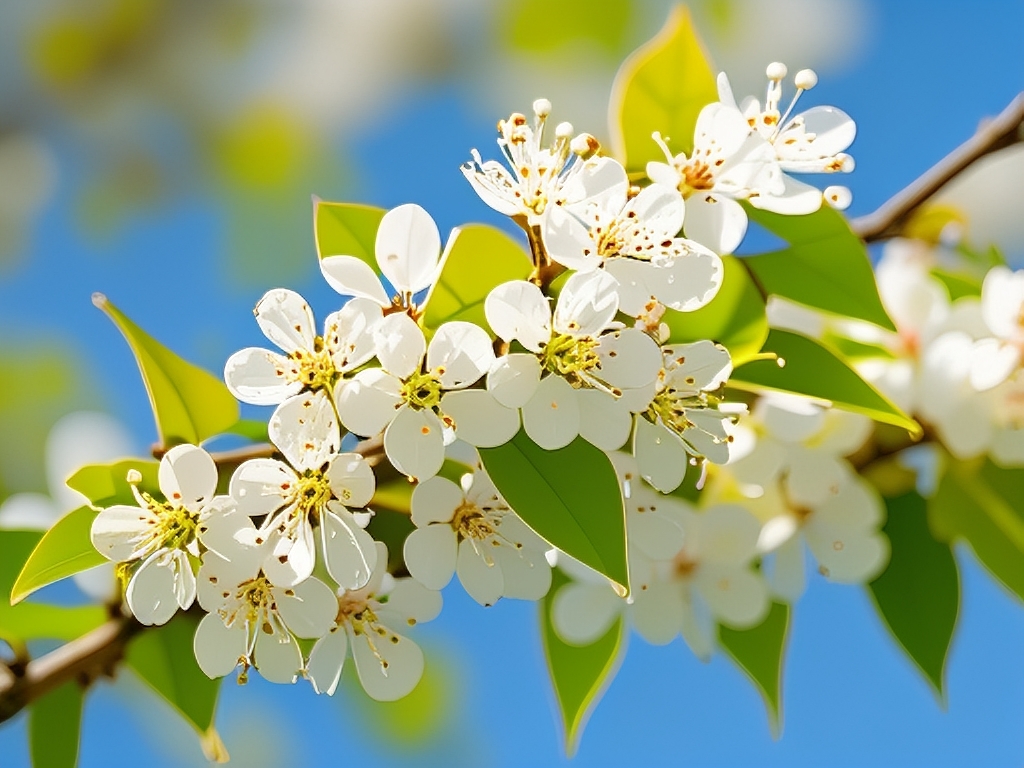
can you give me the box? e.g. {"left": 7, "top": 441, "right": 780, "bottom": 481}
{"left": 1, "top": 1, "right": 1023, "bottom": 765}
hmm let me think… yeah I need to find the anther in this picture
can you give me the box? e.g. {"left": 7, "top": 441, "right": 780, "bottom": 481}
{"left": 766, "top": 62, "right": 788, "bottom": 81}
{"left": 794, "top": 68, "right": 818, "bottom": 90}
{"left": 533, "top": 98, "right": 552, "bottom": 118}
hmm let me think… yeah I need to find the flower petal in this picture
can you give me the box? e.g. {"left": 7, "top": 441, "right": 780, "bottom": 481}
{"left": 379, "top": 578, "right": 443, "bottom": 625}
{"left": 307, "top": 628, "right": 348, "bottom": 695}
{"left": 384, "top": 407, "right": 445, "bottom": 481}
{"left": 542, "top": 201, "right": 602, "bottom": 272}
{"left": 254, "top": 289, "right": 318, "bottom": 354}
{"left": 766, "top": 533, "right": 807, "bottom": 602}
{"left": 493, "top": 543, "right": 551, "bottom": 601}
{"left": 224, "top": 347, "right": 300, "bottom": 406}
{"left": 337, "top": 368, "right": 404, "bottom": 438}
{"left": 126, "top": 552, "right": 182, "bottom": 625}
{"left": 328, "top": 453, "right": 375, "bottom": 508}
{"left": 403, "top": 523, "right": 457, "bottom": 591}
{"left": 522, "top": 376, "right": 581, "bottom": 450}
{"left": 230, "top": 459, "right": 295, "bottom": 518}
{"left": 427, "top": 321, "right": 495, "bottom": 390}
{"left": 255, "top": 630, "right": 304, "bottom": 685}
{"left": 576, "top": 390, "right": 631, "bottom": 451}
{"left": 269, "top": 391, "right": 341, "bottom": 471}
{"left": 595, "top": 328, "right": 662, "bottom": 390}
{"left": 456, "top": 537, "right": 504, "bottom": 606}
{"left": 665, "top": 341, "right": 733, "bottom": 393}
{"left": 694, "top": 564, "right": 769, "bottom": 628}
{"left": 375, "top": 203, "right": 441, "bottom": 294}
{"left": 485, "top": 281, "right": 551, "bottom": 351}
{"left": 487, "top": 353, "right": 541, "bottom": 408}
{"left": 633, "top": 418, "right": 688, "bottom": 493}
{"left": 194, "top": 614, "right": 247, "bottom": 679}
{"left": 274, "top": 575, "right": 338, "bottom": 639}
{"left": 410, "top": 476, "right": 462, "bottom": 526}
{"left": 551, "top": 581, "right": 622, "bottom": 645}
{"left": 325, "top": 298, "right": 383, "bottom": 373}
{"left": 350, "top": 625, "right": 424, "bottom": 702}
{"left": 375, "top": 312, "right": 426, "bottom": 379}
{"left": 159, "top": 444, "right": 217, "bottom": 511}
{"left": 441, "top": 390, "right": 519, "bottom": 448}
{"left": 91, "top": 504, "right": 156, "bottom": 562}
{"left": 684, "top": 194, "right": 747, "bottom": 256}
{"left": 631, "top": 581, "right": 685, "bottom": 645}
{"left": 321, "top": 503, "right": 378, "bottom": 591}
{"left": 320, "top": 256, "right": 390, "bottom": 307}
{"left": 553, "top": 270, "right": 619, "bottom": 337}
{"left": 262, "top": 513, "right": 317, "bottom": 587}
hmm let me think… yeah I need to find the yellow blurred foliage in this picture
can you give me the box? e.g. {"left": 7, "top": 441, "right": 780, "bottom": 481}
{"left": 213, "top": 105, "right": 313, "bottom": 190}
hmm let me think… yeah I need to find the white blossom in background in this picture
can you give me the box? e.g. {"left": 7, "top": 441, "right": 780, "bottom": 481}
{"left": 224, "top": 288, "right": 380, "bottom": 406}
{"left": 972, "top": 266, "right": 1024, "bottom": 390}
{"left": 404, "top": 469, "right": 551, "bottom": 606}
{"left": 308, "top": 542, "right": 442, "bottom": 701}
{"left": 633, "top": 340, "right": 739, "bottom": 493}
{"left": 230, "top": 391, "right": 378, "bottom": 589}
{"left": 336, "top": 314, "right": 495, "bottom": 480}
{"left": 461, "top": 99, "right": 601, "bottom": 225}
{"left": 194, "top": 523, "right": 337, "bottom": 685}
{"left": 542, "top": 155, "right": 724, "bottom": 316}
{"left": 482, "top": 270, "right": 661, "bottom": 450}
{"left": 320, "top": 203, "right": 442, "bottom": 315}
{"left": 90, "top": 444, "right": 222, "bottom": 625}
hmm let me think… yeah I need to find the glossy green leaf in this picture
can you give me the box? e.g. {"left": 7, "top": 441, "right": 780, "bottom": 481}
{"left": 11, "top": 506, "right": 104, "bottom": 604}
{"left": 930, "top": 459, "right": 1024, "bottom": 602}
{"left": 868, "top": 491, "right": 959, "bottom": 698}
{"left": 662, "top": 255, "right": 768, "bottom": 364}
{"left": 479, "top": 431, "right": 629, "bottom": 593}
{"left": 421, "top": 224, "right": 532, "bottom": 332}
{"left": 744, "top": 206, "right": 896, "bottom": 331}
{"left": 29, "top": 680, "right": 83, "bottom": 768}
{"left": 610, "top": 4, "right": 718, "bottom": 174}
{"left": 127, "top": 611, "right": 227, "bottom": 761}
{"left": 66, "top": 458, "right": 160, "bottom": 508}
{"left": 730, "top": 329, "right": 919, "bottom": 434}
{"left": 223, "top": 418, "right": 270, "bottom": 443}
{"left": 718, "top": 601, "right": 789, "bottom": 736}
{"left": 541, "top": 569, "right": 625, "bottom": 756}
{"left": 930, "top": 269, "right": 982, "bottom": 301}
{"left": 92, "top": 294, "right": 239, "bottom": 447}
{"left": 313, "top": 199, "right": 385, "bottom": 268}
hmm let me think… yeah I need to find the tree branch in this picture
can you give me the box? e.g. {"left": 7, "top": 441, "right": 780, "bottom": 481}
{"left": 851, "top": 93, "right": 1024, "bottom": 243}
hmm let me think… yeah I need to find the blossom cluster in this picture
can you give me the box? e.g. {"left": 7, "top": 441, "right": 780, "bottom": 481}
{"left": 86, "top": 62, "right": 864, "bottom": 693}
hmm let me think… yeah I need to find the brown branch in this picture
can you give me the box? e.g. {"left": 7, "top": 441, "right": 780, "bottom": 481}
{"left": 0, "top": 617, "right": 141, "bottom": 724}
{"left": 852, "top": 93, "right": 1024, "bottom": 243}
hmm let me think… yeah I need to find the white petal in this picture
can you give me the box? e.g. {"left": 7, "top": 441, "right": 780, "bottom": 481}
{"left": 576, "top": 390, "right": 631, "bottom": 450}
{"left": 254, "top": 289, "right": 317, "bottom": 354}
{"left": 384, "top": 407, "right": 446, "bottom": 481}
{"left": 694, "top": 565, "right": 769, "bottom": 627}
{"left": 631, "top": 581, "right": 685, "bottom": 645}
{"left": 603, "top": 258, "right": 660, "bottom": 318}
{"left": 542, "top": 201, "right": 602, "bottom": 272}
{"left": 442, "top": 390, "right": 519, "bottom": 448}
{"left": 410, "top": 476, "right": 462, "bottom": 526}
{"left": 554, "top": 271, "right": 619, "bottom": 337}
{"left": 229, "top": 459, "right": 295, "bottom": 518}
{"left": 378, "top": 578, "right": 443, "bottom": 625}
{"left": 275, "top": 576, "right": 338, "bottom": 638}
{"left": 325, "top": 298, "right": 383, "bottom": 373}
{"left": 269, "top": 391, "right": 341, "bottom": 471}
{"left": 806, "top": 529, "right": 889, "bottom": 584}
{"left": 756, "top": 514, "right": 799, "bottom": 553}
{"left": 650, "top": 248, "right": 724, "bottom": 312}
{"left": 970, "top": 339, "right": 1020, "bottom": 391}
{"left": 493, "top": 543, "right": 552, "bottom": 601}
{"left": 665, "top": 341, "right": 733, "bottom": 392}
{"left": 197, "top": 508, "right": 263, "bottom": 567}
{"left": 679, "top": 594, "right": 717, "bottom": 661}
{"left": 194, "top": 614, "right": 247, "bottom": 679}
{"left": 633, "top": 418, "right": 688, "bottom": 493}
{"left": 484, "top": 281, "right": 551, "bottom": 352}
{"left": 766, "top": 533, "right": 806, "bottom": 602}
{"left": 172, "top": 550, "right": 198, "bottom": 610}
{"left": 522, "top": 376, "right": 581, "bottom": 450}
{"left": 551, "top": 582, "right": 622, "bottom": 645}
{"left": 126, "top": 553, "right": 182, "bottom": 625}
{"left": 91, "top": 504, "right": 156, "bottom": 562}
{"left": 321, "top": 504, "right": 378, "bottom": 591}
{"left": 777, "top": 106, "right": 857, "bottom": 166}
{"left": 159, "top": 444, "right": 217, "bottom": 511}
{"left": 682, "top": 409, "right": 732, "bottom": 464}
{"left": 461, "top": 157, "right": 523, "bottom": 217}
{"left": 262, "top": 514, "right": 316, "bottom": 587}
{"left": 403, "top": 524, "right": 458, "bottom": 590}
{"left": 456, "top": 537, "right": 504, "bottom": 606}
{"left": 684, "top": 194, "right": 747, "bottom": 256}
{"left": 320, "top": 256, "right": 390, "bottom": 307}
{"left": 624, "top": 182, "right": 684, "bottom": 238}
{"left": 328, "top": 453, "right": 375, "bottom": 508}
{"left": 697, "top": 504, "right": 762, "bottom": 567}
{"left": 427, "top": 321, "right": 495, "bottom": 389}
{"left": 596, "top": 328, "right": 662, "bottom": 389}
{"left": 785, "top": 448, "right": 846, "bottom": 508}
{"left": 375, "top": 203, "right": 441, "bottom": 294}
{"left": 487, "top": 353, "right": 541, "bottom": 408}
{"left": 308, "top": 628, "right": 348, "bottom": 695}
{"left": 351, "top": 625, "right": 425, "bottom": 702}
{"left": 563, "top": 156, "right": 630, "bottom": 212}
{"left": 374, "top": 312, "right": 426, "bottom": 380}
{"left": 196, "top": 550, "right": 258, "bottom": 612}
{"left": 749, "top": 174, "right": 822, "bottom": 215}
{"left": 224, "top": 348, "right": 300, "bottom": 406}
{"left": 337, "top": 368, "right": 404, "bottom": 438}
{"left": 628, "top": 507, "right": 686, "bottom": 562}
{"left": 255, "top": 630, "right": 303, "bottom": 684}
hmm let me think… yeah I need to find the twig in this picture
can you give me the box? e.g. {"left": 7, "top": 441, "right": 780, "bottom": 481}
{"left": 852, "top": 93, "right": 1024, "bottom": 243}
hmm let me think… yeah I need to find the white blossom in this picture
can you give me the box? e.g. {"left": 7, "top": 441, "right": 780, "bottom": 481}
{"left": 972, "top": 265, "right": 1024, "bottom": 390}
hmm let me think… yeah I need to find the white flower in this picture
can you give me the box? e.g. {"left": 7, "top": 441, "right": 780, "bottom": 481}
{"left": 481, "top": 271, "right": 662, "bottom": 450}
{"left": 404, "top": 470, "right": 551, "bottom": 606}
{"left": 307, "top": 542, "right": 442, "bottom": 701}
{"left": 336, "top": 315, "right": 496, "bottom": 480}
{"left": 972, "top": 265, "right": 1024, "bottom": 390}
{"left": 542, "top": 156, "right": 724, "bottom": 316}
{"left": 90, "top": 444, "right": 221, "bottom": 625}
{"left": 320, "top": 203, "right": 442, "bottom": 314}
{"left": 633, "top": 341, "right": 737, "bottom": 493}
{"left": 229, "top": 391, "right": 378, "bottom": 589}
{"left": 193, "top": 525, "right": 337, "bottom": 685}
{"left": 461, "top": 98, "right": 600, "bottom": 225}
{"left": 224, "top": 288, "right": 380, "bottom": 406}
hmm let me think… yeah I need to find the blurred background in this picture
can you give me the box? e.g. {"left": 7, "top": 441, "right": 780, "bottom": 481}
{"left": 0, "top": 0, "right": 1022, "bottom": 765}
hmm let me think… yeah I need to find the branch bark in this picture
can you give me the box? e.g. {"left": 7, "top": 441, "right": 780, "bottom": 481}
{"left": 851, "top": 93, "right": 1024, "bottom": 243}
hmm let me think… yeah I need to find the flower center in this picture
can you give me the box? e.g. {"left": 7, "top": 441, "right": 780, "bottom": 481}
{"left": 286, "top": 336, "right": 337, "bottom": 393}
{"left": 294, "top": 469, "right": 333, "bottom": 520}
{"left": 129, "top": 482, "right": 199, "bottom": 554}
{"left": 672, "top": 552, "right": 698, "bottom": 578}
{"left": 539, "top": 331, "right": 601, "bottom": 384}
{"left": 647, "top": 387, "right": 705, "bottom": 435}
{"left": 401, "top": 370, "right": 444, "bottom": 411}
{"left": 679, "top": 159, "right": 716, "bottom": 196}
{"left": 451, "top": 500, "right": 498, "bottom": 541}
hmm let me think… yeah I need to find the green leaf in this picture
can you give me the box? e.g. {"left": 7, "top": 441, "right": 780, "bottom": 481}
{"left": 610, "top": 5, "right": 718, "bottom": 174}
{"left": 930, "top": 459, "right": 1024, "bottom": 602}
{"left": 223, "top": 418, "right": 270, "bottom": 443}
{"left": 820, "top": 329, "right": 896, "bottom": 362}
{"left": 29, "top": 680, "right": 83, "bottom": 768}
{"left": 92, "top": 294, "right": 239, "bottom": 447}
{"left": 868, "top": 491, "right": 959, "bottom": 698}
{"left": 662, "top": 255, "right": 768, "bottom": 364}
{"left": 478, "top": 431, "right": 629, "bottom": 594}
{"left": 930, "top": 268, "right": 982, "bottom": 301}
{"left": 541, "top": 569, "right": 625, "bottom": 756}
{"left": 66, "top": 458, "right": 160, "bottom": 508}
{"left": 126, "top": 611, "right": 227, "bottom": 762}
{"left": 744, "top": 206, "right": 896, "bottom": 331}
{"left": 421, "top": 224, "right": 533, "bottom": 332}
{"left": 313, "top": 199, "right": 385, "bottom": 268}
{"left": 718, "top": 601, "right": 789, "bottom": 736}
{"left": 730, "top": 329, "right": 919, "bottom": 434}
{"left": 11, "top": 506, "right": 104, "bottom": 604}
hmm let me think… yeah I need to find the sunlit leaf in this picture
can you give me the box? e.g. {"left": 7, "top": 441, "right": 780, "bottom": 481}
{"left": 744, "top": 206, "right": 896, "bottom": 331}
{"left": 541, "top": 569, "right": 625, "bottom": 756}
{"left": 930, "top": 268, "right": 982, "bottom": 301}
{"left": 421, "top": 225, "right": 532, "bottom": 333}
{"left": 868, "top": 490, "right": 958, "bottom": 698}
{"left": 29, "top": 680, "right": 83, "bottom": 768}
{"left": 730, "top": 329, "right": 919, "bottom": 434}
{"left": 718, "top": 601, "right": 789, "bottom": 736}
{"left": 662, "top": 255, "right": 768, "bottom": 364}
{"left": 11, "top": 506, "right": 104, "bottom": 604}
{"left": 92, "top": 294, "right": 239, "bottom": 448}
{"left": 66, "top": 458, "right": 160, "bottom": 508}
{"left": 479, "top": 431, "right": 629, "bottom": 593}
{"left": 314, "top": 200, "right": 385, "bottom": 268}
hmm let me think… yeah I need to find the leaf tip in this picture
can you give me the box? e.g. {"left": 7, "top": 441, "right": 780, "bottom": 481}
{"left": 201, "top": 727, "right": 230, "bottom": 763}
{"left": 91, "top": 292, "right": 108, "bottom": 310}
